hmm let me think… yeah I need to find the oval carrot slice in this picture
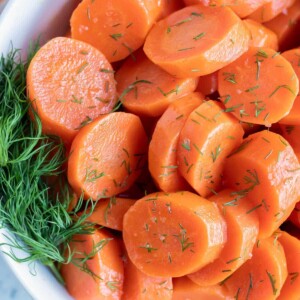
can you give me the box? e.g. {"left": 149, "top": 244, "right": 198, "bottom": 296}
{"left": 123, "top": 191, "right": 227, "bottom": 277}
{"left": 149, "top": 92, "right": 204, "bottom": 192}
{"left": 115, "top": 52, "right": 198, "bottom": 117}
{"left": 27, "top": 37, "right": 117, "bottom": 146}
{"left": 277, "top": 231, "right": 300, "bottom": 300}
{"left": 144, "top": 4, "right": 250, "bottom": 78}
{"left": 224, "top": 235, "right": 288, "bottom": 300}
{"left": 177, "top": 100, "right": 244, "bottom": 197}
{"left": 70, "top": 0, "right": 162, "bottom": 62}
{"left": 68, "top": 112, "right": 148, "bottom": 200}
{"left": 188, "top": 189, "right": 259, "bottom": 286}
{"left": 218, "top": 47, "right": 299, "bottom": 126}
{"left": 61, "top": 229, "right": 124, "bottom": 300}
{"left": 196, "top": 71, "right": 218, "bottom": 96}
{"left": 223, "top": 130, "right": 300, "bottom": 238}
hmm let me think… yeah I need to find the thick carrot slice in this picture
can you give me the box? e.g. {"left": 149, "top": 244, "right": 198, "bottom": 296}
{"left": 177, "top": 100, "right": 244, "bottom": 197}
{"left": 123, "top": 191, "right": 227, "bottom": 277}
{"left": 160, "top": 0, "right": 185, "bottom": 19}
{"left": 188, "top": 189, "right": 259, "bottom": 286}
{"left": 196, "top": 71, "right": 218, "bottom": 96}
{"left": 223, "top": 130, "right": 300, "bottom": 238}
{"left": 143, "top": 4, "right": 250, "bottom": 78}
{"left": 86, "top": 197, "right": 135, "bottom": 231}
{"left": 61, "top": 229, "right": 124, "bottom": 300}
{"left": 70, "top": 0, "right": 162, "bottom": 62}
{"left": 277, "top": 231, "right": 300, "bottom": 300}
{"left": 115, "top": 52, "right": 198, "bottom": 117}
{"left": 149, "top": 92, "right": 204, "bottom": 192}
{"left": 225, "top": 235, "right": 288, "bottom": 300}
{"left": 68, "top": 112, "right": 148, "bottom": 200}
{"left": 27, "top": 37, "right": 117, "bottom": 146}
{"left": 173, "top": 276, "right": 232, "bottom": 300}
{"left": 218, "top": 47, "right": 299, "bottom": 126}
{"left": 243, "top": 19, "right": 278, "bottom": 50}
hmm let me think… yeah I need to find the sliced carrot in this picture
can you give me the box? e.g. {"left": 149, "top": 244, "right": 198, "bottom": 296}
{"left": 177, "top": 100, "right": 244, "bottom": 197}
{"left": 277, "top": 231, "right": 300, "bottom": 300}
{"left": 149, "top": 92, "right": 204, "bottom": 192}
{"left": 68, "top": 112, "right": 148, "bottom": 200}
{"left": 223, "top": 130, "right": 300, "bottom": 238}
{"left": 70, "top": 0, "right": 162, "bottom": 62}
{"left": 243, "top": 19, "right": 278, "bottom": 50}
{"left": 61, "top": 229, "right": 124, "bottom": 300}
{"left": 196, "top": 71, "right": 218, "bottom": 96}
{"left": 115, "top": 51, "right": 198, "bottom": 117}
{"left": 188, "top": 189, "right": 259, "bottom": 286}
{"left": 173, "top": 276, "right": 232, "bottom": 300}
{"left": 27, "top": 37, "right": 117, "bottom": 146}
{"left": 160, "top": 0, "right": 185, "bottom": 19}
{"left": 143, "top": 4, "right": 250, "bottom": 78}
{"left": 218, "top": 47, "right": 299, "bottom": 126}
{"left": 123, "top": 191, "right": 227, "bottom": 277}
{"left": 225, "top": 235, "right": 288, "bottom": 300}
{"left": 288, "top": 202, "right": 300, "bottom": 229}
{"left": 279, "top": 124, "right": 300, "bottom": 153}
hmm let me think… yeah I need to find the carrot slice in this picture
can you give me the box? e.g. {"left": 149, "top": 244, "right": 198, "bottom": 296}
{"left": 143, "top": 4, "right": 250, "bottom": 78}
{"left": 223, "top": 130, "right": 300, "bottom": 238}
{"left": 115, "top": 52, "right": 198, "bottom": 117}
{"left": 243, "top": 19, "right": 278, "bottom": 50}
{"left": 160, "top": 0, "right": 185, "bottom": 19}
{"left": 196, "top": 71, "right": 218, "bottom": 96}
{"left": 123, "top": 191, "right": 227, "bottom": 277}
{"left": 27, "top": 37, "right": 117, "bottom": 146}
{"left": 149, "top": 92, "right": 204, "bottom": 192}
{"left": 188, "top": 189, "right": 259, "bottom": 286}
{"left": 61, "top": 229, "right": 124, "bottom": 300}
{"left": 68, "top": 112, "right": 148, "bottom": 200}
{"left": 218, "top": 47, "right": 299, "bottom": 126}
{"left": 70, "top": 0, "right": 162, "bottom": 62}
{"left": 173, "top": 276, "right": 232, "bottom": 300}
{"left": 177, "top": 100, "right": 244, "bottom": 197}
{"left": 279, "top": 124, "right": 300, "bottom": 154}
{"left": 225, "top": 235, "right": 288, "bottom": 300}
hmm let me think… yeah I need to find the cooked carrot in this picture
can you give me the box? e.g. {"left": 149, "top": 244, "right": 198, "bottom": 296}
{"left": 173, "top": 276, "right": 232, "bottom": 300}
{"left": 123, "top": 191, "right": 227, "bottom": 277}
{"left": 68, "top": 112, "right": 148, "bottom": 200}
{"left": 27, "top": 37, "right": 117, "bottom": 146}
{"left": 223, "top": 130, "right": 300, "bottom": 238}
{"left": 196, "top": 72, "right": 218, "bottom": 96}
{"left": 188, "top": 189, "right": 259, "bottom": 286}
{"left": 243, "top": 19, "right": 278, "bottom": 50}
{"left": 264, "top": 0, "right": 300, "bottom": 51}
{"left": 225, "top": 235, "right": 288, "bottom": 300}
{"left": 177, "top": 100, "right": 244, "bottom": 197}
{"left": 277, "top": 231, "right": 300, "bottom": 300}
{"left": 279, "top": 124, "right": 300, "bottom": 153}
{"left": 278, "top": 49, "right": 300, "bottom": 125}
{"left": 70, "top": 0, "right": 162, "bottom": 62}
{"left": 61, "top": 229, "right": 124, "bottom": 300}
{"left": 218, "top": 47, "right": 299, "bottom": 126}
{"left": 86, "top": 197, "right": 135, "bottom": 231}
{"left": 160, "top": 0, "right": 185, "bottom": 19}
{"left": 149, "top": 92, "right": 204, "bottom": 192}
{"left": 143, "top": 4, "right": 250, "bottom": 78}
{"left": 288, "top": 202, "right": 300, "bottom": 229}
{"left": 115, "top": 51, "right": 198, "bottom": 117}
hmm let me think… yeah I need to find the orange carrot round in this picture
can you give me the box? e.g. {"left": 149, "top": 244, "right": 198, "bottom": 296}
{"left": 123, "top": 192, "right": 227, "bottom": 277}
{"left": 218, "top": 47, "right": 299, "bottom": 126}
{"left": 68, "top": 112, "right": 148, "bottom": 200}
{"left": 27, "top": 37, "right": 117, "bottom": 146}
{"left": 144, "top": 4, "right": 250, "bottom": 78}
{"left": 149, "top": 92, "right": 204, "bottom": 192}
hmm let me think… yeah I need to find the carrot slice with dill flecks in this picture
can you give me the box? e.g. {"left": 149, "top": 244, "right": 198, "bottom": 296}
{"left": 123, "top": 191, "right": 227, "bottom": 277}
{"left": 218, "top": 47, "right": 299, "bottom": 126}
{"left": 27, "top": 37, "right": 117, "bottom": 147}
{"left": 149, "top": 92, "right": 204, "bottom": 192}
{"left": 68, "top": 112, "right": 148, "bottom": 200}
{"left": 70, "top": 0, "right": 163, "bottom": 62}
{"left": 115, "top": 51, "right": 198, "bottom": 117}
{"left": 177, "top": 100, "right": 244, "bottom": 198}
{"left": 188, "top": 189, "right": 259, "bottom": 286}
{"left": 223, "top": 130, "right": 300, "bottom": 238}
{"left": 224, "top": 234, "right": 288, "bottom": 300}
{"left": 143, "top": 4, "right": 250, "bottom": 78}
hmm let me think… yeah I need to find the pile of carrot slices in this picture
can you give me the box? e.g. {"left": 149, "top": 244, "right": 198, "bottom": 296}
{"left": 26, "top": 0, "right": 300, "bottom": 299}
